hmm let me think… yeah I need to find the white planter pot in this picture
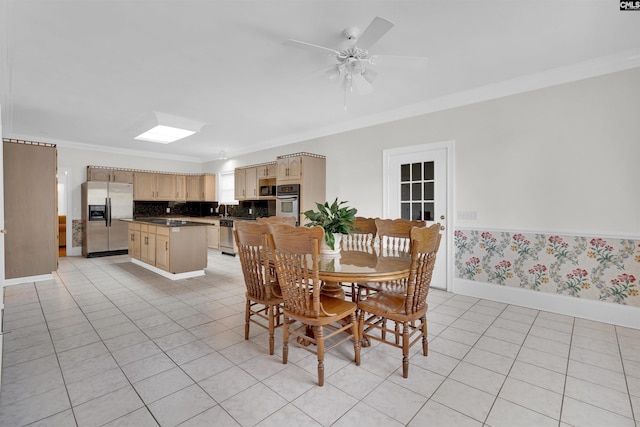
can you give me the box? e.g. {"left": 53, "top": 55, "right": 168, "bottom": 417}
{"left": 320, "top": 233, "right": 342, "bottom": 255}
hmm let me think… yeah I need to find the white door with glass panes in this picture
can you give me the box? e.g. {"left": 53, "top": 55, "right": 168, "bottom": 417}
{"left": 384, "top": 142, "right": 453, "bottom": 291}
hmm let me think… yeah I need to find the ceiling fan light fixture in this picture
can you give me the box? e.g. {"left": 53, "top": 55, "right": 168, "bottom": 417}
{"left": 362, "top": 68, "right": 377, "bottom": 84}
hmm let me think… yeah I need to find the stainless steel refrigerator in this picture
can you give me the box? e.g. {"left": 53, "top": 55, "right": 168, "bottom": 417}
{"left": 81, "top": 181, "right": 133, "bottom": 257}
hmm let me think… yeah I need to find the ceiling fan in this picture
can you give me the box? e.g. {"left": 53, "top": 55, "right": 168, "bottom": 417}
{"left": 283, "top": 16, "right": 427, "bottom": 108}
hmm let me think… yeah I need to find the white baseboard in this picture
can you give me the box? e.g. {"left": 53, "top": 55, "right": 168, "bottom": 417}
{"left": 3, "top": 274, "right": 54, "bottom": 287}
{"left": 66, "top": 247, "right": 82, "bottom": 257}
{"left": 453, "top": 278, "right": 640, "bottom": 330}
{"left": 131, "top": 258, "right": 204, "bottom": 281}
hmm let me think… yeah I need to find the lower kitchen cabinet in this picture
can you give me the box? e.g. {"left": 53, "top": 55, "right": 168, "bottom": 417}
{"left": 207, "top": 221, "right": 220, "bottom": 249}
{"left": 128, "top": 220, "right": 207, "bottom": 274}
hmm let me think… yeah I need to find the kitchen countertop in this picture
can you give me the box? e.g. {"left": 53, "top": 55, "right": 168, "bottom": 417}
{"left": 121, "top": 218, "right": 209, "bottom": 227}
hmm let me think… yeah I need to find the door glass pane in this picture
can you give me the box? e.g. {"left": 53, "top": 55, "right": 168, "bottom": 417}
{"left": 423, "top": 203, "right": 434, "bottom": 221}
{"left": 401, "top": 164, "right": 410, "bottom": 182}
{"left": 424, "top": 182, "right": 434, "bottom": 200}
{"left": 411, "top": 183, "right": 421, "bottom": 200}
{"left": 412, "top": 203, "right": 422, "bottom": 220}
{"left": 424, "top": 162, "right": 434, "bottom": 180}
{"left": 401, "top": 203, "right": 410, "bottom": 219}
{"left": 411, "top": 163, "right": 422, "bottom": 181}
{"left": 401, "top": 183, "right": 410, "bottom": 201}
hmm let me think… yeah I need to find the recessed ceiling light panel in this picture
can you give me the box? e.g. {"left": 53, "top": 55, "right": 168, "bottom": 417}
{"left": 134, "top": 125, "right": 196, "bottom": 144}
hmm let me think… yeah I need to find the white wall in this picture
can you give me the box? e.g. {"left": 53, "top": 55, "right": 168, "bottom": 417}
{"left": 204, "top": 67, "right": 640, "bottom": 235}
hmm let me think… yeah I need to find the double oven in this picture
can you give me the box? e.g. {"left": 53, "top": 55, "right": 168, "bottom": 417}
{"left": 276, "top": 184, "right": 300, "bottom": 225}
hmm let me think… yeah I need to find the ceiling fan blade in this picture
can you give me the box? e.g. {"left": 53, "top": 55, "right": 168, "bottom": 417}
{"left": 352, "top": 73, "right": 373, "bottom": 95}
{"left": 354, "top": 16, "right": 394, "bottom": 51}
{"left": 283, "top": 39, "right": 339, "bottom": 56}
{"left": 370, "top": 54, "right": 428, "bottom": 70}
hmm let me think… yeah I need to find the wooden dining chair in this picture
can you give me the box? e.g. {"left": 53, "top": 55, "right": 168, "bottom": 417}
{"left": 354, "top": 218, "right": 427, "bottom": 301}
{"left": 375, "top": 218, "right": 427, "bottom": 253}
{"left": 234, "top": 221, "right": 283, "bottom": 355}
{"left": 341, "top": 217, "right": 378, "bottom": 249}
{"left": 267, "top": 222, "right": 361, "bottom": 386}
{"left": 358, "top": 224, "right": 441, "bottom": 378}
{"left": 256, "top": 216, "right": 297, "bottom": 226}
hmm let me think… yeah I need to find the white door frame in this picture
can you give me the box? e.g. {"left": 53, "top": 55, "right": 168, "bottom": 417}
{"left": 382, "top": 140, "right": 455, "bottom": 292}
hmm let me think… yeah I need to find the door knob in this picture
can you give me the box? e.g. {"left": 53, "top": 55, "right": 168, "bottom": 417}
{"left": 440, "top": 226, "right": 445, "bottom": 231}
{"left": 440, "top": 215, "right": 445, "bottom": 220}
{"left": 0, "top": 229, "right": 6, "bottom": 234}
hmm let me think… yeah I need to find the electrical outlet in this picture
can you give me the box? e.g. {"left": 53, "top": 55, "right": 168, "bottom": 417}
{"left": 166, "top": 207, "right": 170, "bottom": 213}
{"left": 249, "top": 208, "right": 253, "bottom": 214}
{"left": 210, "top": 207, "right": 214, "bottom": 213}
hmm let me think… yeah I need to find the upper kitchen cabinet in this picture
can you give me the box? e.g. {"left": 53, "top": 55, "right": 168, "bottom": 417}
{"left": 134, "top": 172, "right": 175, "bottom": 200}
{"left": 175, "top": 175, "right": 187, "bottom": 200}
{"left": 185, "top": 175, "right": 201, "bottom": 201}
{"left": 277, "top": 156, "right": 303, "bottom": 182}
{"left": 201, "top": 175, "right": 216, "bottom": 201}
{"left": 87, "top": 166, "right": 134, "bottom": 183}
{"left": 256, "top": 163, "right": 276, "bottom": 179}
{"left": 234, "top": 167, "right": 257, "bottom": 200}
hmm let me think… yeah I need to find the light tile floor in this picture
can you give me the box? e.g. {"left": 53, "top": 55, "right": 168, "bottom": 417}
{"left": 1, "top": 251, "right": 639, "bottom": 426}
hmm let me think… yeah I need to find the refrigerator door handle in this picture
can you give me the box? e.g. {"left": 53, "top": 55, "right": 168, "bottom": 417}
{"left": 107, "top": 197, "right": 112, "bottom": 227}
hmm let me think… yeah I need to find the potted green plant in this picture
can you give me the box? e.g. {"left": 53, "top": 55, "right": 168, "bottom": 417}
{"left": 303, "top": 198, "right": 358, "bottom": 253}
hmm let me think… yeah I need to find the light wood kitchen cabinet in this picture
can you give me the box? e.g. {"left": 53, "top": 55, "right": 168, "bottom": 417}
{"left": 134, "top": 172, "right": 176, "bottom": 200}
{"left": 128, "top": 223, "right": 141, "bottom": 260}
{"left": 207, "top": 220, "right": 220, "bottom": 249}
{"left": 201, "top": 175, "right": 216, "bottom": 201}
{"left": 234, "top": 168, "right": 247, "bottom": 200}
{"left": 134, "top": 172, "right": 157, "bottom": 200}
{"left": 155, "top": 227, "right": 171, "bottom": 271}
{"left": 277, "top": 156, "right": 302, "bottom": 182}
{"left": 234, "top": 167, "right": 257, "bottom": 200}
{"left": 175, "top": 175, "right": 186, "bottom": 200}
{"left": 156, "top": 174, "right": 176, "bottom": 200}
{"left": 256, "top": 163, "right": 276, "bottom": 179}
{"left": 87, "top": 166, "right": 134, "bottom": 183}
{"left": 140, "top": 224, "right": 156, "bottom": 265}
{"left": 185, "top": 175, "right": 201, "bottom": 201}
{"left": 245, "top": 167, "right": 258, "bottom": 199}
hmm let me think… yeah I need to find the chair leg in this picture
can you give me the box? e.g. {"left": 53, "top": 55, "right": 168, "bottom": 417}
{"left": 314, "top": 325, "right": 325, "bottom": 386}
{"left": 421, "top": 314, "right": 428, "bottom": 356}
{"left": 351, "top": 312, "right": 361, "bottom": 366}
{"left": 268, "top": 305, "right": 275, "bottom": 355}
{"left": 395, "top": 322, "right": 401, "bottom": 345}
{"left": 244, "top": 299, "right": 251, "bottom": 340}
{"left": 282, "top": 315, "right": 290, "bottom": 364}
{"left": 402, "top": 321, "right": 410, "bottom": 378}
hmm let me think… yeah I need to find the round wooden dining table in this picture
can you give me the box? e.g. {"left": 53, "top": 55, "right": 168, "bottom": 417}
{"left": 317, "top": 246, "right": 412, "bottom": 299}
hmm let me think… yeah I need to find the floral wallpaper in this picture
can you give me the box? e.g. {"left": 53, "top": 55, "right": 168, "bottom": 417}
{"left": 454, "top": 229, "right": 640, "bottom": 307}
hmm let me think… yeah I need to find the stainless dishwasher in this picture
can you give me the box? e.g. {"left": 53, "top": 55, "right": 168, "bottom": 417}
{"left": 219, "top": 219, "right": 235, "bottom": 256}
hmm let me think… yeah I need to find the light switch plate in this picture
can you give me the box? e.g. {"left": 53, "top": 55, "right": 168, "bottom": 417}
{"left": 457, "top": 210, "right": 478, "bottom": 220}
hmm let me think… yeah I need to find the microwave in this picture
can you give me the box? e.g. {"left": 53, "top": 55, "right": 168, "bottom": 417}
{"left": 260, "top": 185, "right": 276, "bottom": 196}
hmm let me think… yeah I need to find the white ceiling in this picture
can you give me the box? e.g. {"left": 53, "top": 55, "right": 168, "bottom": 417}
{"left": 2, "top": 1, "right": 640, "bottom": 162}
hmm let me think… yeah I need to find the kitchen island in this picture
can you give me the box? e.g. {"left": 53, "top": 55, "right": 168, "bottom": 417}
{"left": 123, "top": 218, "right": 208, "bottom": 280}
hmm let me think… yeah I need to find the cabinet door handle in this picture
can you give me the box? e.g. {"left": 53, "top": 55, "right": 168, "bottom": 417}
{"left": 165, "top": 242, "right": 168, "bottom": 250}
